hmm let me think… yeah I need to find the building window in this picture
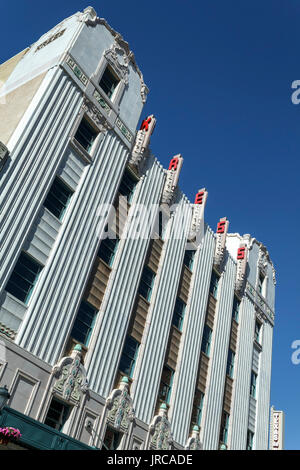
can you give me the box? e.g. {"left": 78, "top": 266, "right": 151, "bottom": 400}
{"left": 172, "top": 298, "right": 186, "bottom": 331}
{"left": 119, "top": 335, "right": 139, "bottom": 378}
{"left": 220, "top": 411, "right": 230, "bottom": 445}
{"left": 118, "top": 169, "right": 138, "bottom": 203}
{"left": 226, "top": 349, "right": 235, "bottom": 378}
{"left": 209, "top": 270, "right": 219, "bottom": 298}
{"left": 98, "top": 236, "right": 119, "bottom": 267}
{"left": 102, "top": 426, "right": 122, "bottom": 450}
{"left": 201, "top": 325, "right": 212, "bottom": 357}
{"left": 138, "top": 266, "right": 155, "bottom": 302}
{"left": 159, "top": 366, "right": 174, "bottom": 404}
{"left": 258, "top": 272, "right": 265, "bottom": 296}
{"left": 44, "top": 177, "right": 73, "bottom": 220}
{"left": 232, "top": 296, "right": 240, "bottom": 323}
{"left": 255, "top": 320, "right": 262, "bottom": 344}
{"left": 184, "top": 250, "right": 196, "bottom": 271}
{"left": 158, "top": 210, "right": 168, "bottom": 240}
{"left": 250, "top": 371, "right": 257, "bottom": 398}
{"left": 5, "top": 252, "right": 43, "bottom": 304}
{"left": 99, "top": 65, "right": 120, "bottom": 100}
{"left": 191, "top": 390, "right": 204, "bottom": 427}
{"left": 71, "top": 300, "right": 98, "bottom": 347}
{"left": 44, "top": 397, "right": 71, "bottom": 431}
{"left": 74, "top": 117, "right": 98, "bottom": 152}
{"left": 247, "top": 430, "right": 254, "bottom": 450}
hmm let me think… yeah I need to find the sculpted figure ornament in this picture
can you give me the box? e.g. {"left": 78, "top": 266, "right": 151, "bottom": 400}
{"left": 106, "top": 376, "right": 135, "bottom": 433}
{"left": 52, "top": 344, "right": 88, "bottom": 403}
{"left": 185, "top": 425, "right": 202, "bottom": 450}
{"left": 148, "top": 403, "right": 173, "bottom": 450}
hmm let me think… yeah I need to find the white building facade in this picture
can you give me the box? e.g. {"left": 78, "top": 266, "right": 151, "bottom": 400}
{"left": 0, "top": 7, "right": 276, "bottom": 450}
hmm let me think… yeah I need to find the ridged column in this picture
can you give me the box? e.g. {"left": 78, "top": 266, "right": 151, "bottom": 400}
{"left": 255, "top": 321, "right": 273, "bottom": 449}
{"left": 230, "top": 296, "right": 255, "bottom": 449}
{"left": 85, "top": 157, "right": 165, "bottom": 397}
{"left": 202, "top": 254, "right": 236, "bottom": 450}
{"left": 133, "top": 196, "right": 192, "bottom": 424}
{"left": 170, "top": 226, "right": 215, "bottom": 445}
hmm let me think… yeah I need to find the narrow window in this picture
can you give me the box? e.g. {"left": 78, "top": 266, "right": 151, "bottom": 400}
{"left": 220, "top": 411, "right": 230, "bottom": 445}
{"left": 232, "top": 296, "right": 240, "bottom": 323}
{"left": 71, "top": 300, "right": 98, "bottom": 347}
{"left": 159, "top": 366, "right": 174, "bottom": 404}
{"left": 255, "top": 320, "right": 262, "bottom": 344}
{"left": 98, "top": 236, "right": 119, "bottom": 267}
{"left": 209, "top": 270, "right": 219, "bottom": 299}
{"left": 172, "top": 298, "right": 186, "bottom": 331}
{"left": 102, "top": 426, "right": 122, "bottom": 450}
{"left": 138, "top": 266, "right": 155, "bottom": 302}
{"left": 5, "top": 252, "right": 43, "bottom": 304}
{"left": 118, "top": 169, "right": 137, "bottom": 203}
{"left": 183, "top": 250, "right": 196, "bottom": 271}
{"left": 44, "top": 397, "right": 71, "bottom": 431}
{"left": 191, "top": 390, "right": 204, "bottom": 427}
{"left": 250, "top": 371, "right": 257, "bottom": 398}
{"left": 99, "top": 66, "right": 120, "bottom": 100}
{"left": 226, "top": 349, "right": 235, "bottom": 378}
{"left": 44, "top": 177, "right": 73, "bottom": 220}
{"left": 258, "top": 272, "right": 265, "bottom": 296}
{"left": 201, "top": 325, "right": 212, "bottom": 357}
{"left": 74, "top": 117, "right": 98, "bottom": 152}
{"left": 247, "top": 430, "right": 254, "bottom": 450}
{"left": 119, "top": 335, "right": 140, "bottom": 378}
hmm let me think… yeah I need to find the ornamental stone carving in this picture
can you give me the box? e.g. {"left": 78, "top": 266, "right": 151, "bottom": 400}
{"left": 214, "top": 217, "right": 229, "bottom": 269}
{"left": 148, "top": 403, "right": 173, "bottom": 450}
{"left": 106, "top": 376, "right": 135, "bottom": 433}
{"left": 82, "top": 98, "right": 112, "bottom": 133}
{"left": 161, "top": 155, "right": 184, "bottom": 205}
{"left": 235, "top": 244, "right": 248, "bottom": 294}
{"left": 185, "top": 425, "right": 202, "bottom": 450}
{"left": 129, "top": 115, "right": 156, "bottom": 168}
{"left": 189, "top": 189, "right": 208, "bottom": 240}
{"left": 104, "top": 41, "right": 130, "bottom": 86}
{"left": 52, "top": 344, "right": 88, "bottom": 404}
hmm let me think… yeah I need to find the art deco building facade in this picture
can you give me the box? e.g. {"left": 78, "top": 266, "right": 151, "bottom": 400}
{"left": 0, "top": 7, "right": 276, "bottom": 450}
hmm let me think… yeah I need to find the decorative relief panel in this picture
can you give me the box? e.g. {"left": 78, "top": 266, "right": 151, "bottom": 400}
{"left": 214, "top": 217, "right": 229, "bottom": 268}
{"left": 161, "top": 155, "right": 184, "bottom": 205}
{"left": 129, "top": 115, "right": 156, "bottom": 168}
{"left": 106, "top": 376, "right": 135, "bottom": 433}
{"left": 52, "top": 344, "right": 88, "bottom": 404}
{"left": 185, "top": 425, "right": 202, "bottom": 450}
{"left": 82, "top": 98, "right": 112, "bottom": 133}
{"left": 235, "top": 244, "right": 248, "bottom": 294}
{"left": 148, "top": 403, "right": 173, "bottom": 450}
{"left": 189, "top": 188, "right": 208, "bottom": 239}
{"left": 66, "top": 56, "right": 89, "bottom": 86}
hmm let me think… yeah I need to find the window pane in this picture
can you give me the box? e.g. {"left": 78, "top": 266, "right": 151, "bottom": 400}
{"left": 44, "top": 177, "right": 73, "bottom": 220}
{"left": 99, "top": 67, "right": 119, "bottom": 99}
{"left": 5, "top": 252, "right": 43, "bottom": 304}
{"left": 172, "top": 298, "right": 186, "bottom": 330}
{"left": 201, "top": 325, "right": 212, "bottom": 356}
{"left": 119, "top": 170, "right": 137, "bottom": 202}
{"left": 74, "top": 118, "right": 98, "bottom": 152}
{"left": 209, "top": 271, "right": 219, "bottom": 298}
{"left": 184, "top": 250, "right": 196, "bottom": 271}
{"left": 98, "top": 237, "right": 119, "bottom": 266}
{"left": 71, "top": 301, "right": 97, "bottom": 346}
{"left": 139, "top": 267, "right": 155, "bottom": 302}
{"left": 45, "top": 398, "right": 70, "bottom": 431}
{"left": 119, "top": 336, "right": 139, "bottom": 377}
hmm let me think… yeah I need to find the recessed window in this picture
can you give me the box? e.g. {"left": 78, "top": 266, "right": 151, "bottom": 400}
{"left": 247, "top": 430, "right": 254, "bottom": 450}
{"left": 138, "top": 266, "right": 155, "bottom": 302}
{"left": 201, "top": 324, "right": 212, "bottom": 357}
{"left": 191, "top": 390, "right": 204, "bottom": 427}
{"left": 71, "top": 300, "right": 98, "bottom": 346}
{"left": 74, "top": 117, "right": 98, "bottom": 152}
{"left": 98, "top": 236, "right": 119, "bottom": 267}
{"left": 184, "top": 250, "right": 196, "bottom": 271}
{"left": 232, "top": 296, "right": 240, "bottom": 323}
{"left": 119, "top": 335, "right": 139, "bottom": 378}
{"left": 5, "top": 252, "right": 43, "bottom": 304}
{"left": 102, "top": 426, "right": 122, "bottom": 450}
{"left": 44, "top": 177, "right": 73, "bottom": 220}
{"left": 99, "top": 65, "right": 120, "bottom": 100}
{"left": 226, "top": 349, "right": 235, "bottom": 378}
{"left": 159, "top": 366, "right": 174, "bottom": 404}
{"left": 250, "top": 371, "right": 257, "bottom": 398}
{"left": 44, "top": 397, "right": 71, "bottom": 431}
{"left": 254, "top": 320, "right": 262, "bottom": 344}
{"left": 209, "top": 270, "right": 219, "bottom": 299}
{"left": 219, "top": 411, "right": 230, "bottom": 445}
{"left": 258, "top": 272, "right": 265, "bottom": 296}
{"left": 118, "top": 169, "right": 138, "bottom": 203}
{"left": 172, "top": 298, "right": 186, "bottom": 331}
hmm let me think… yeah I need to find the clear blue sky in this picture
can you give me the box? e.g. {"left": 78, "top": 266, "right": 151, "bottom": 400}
{"left": 1, "top": 0, "right": 299, "bottom": 449}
